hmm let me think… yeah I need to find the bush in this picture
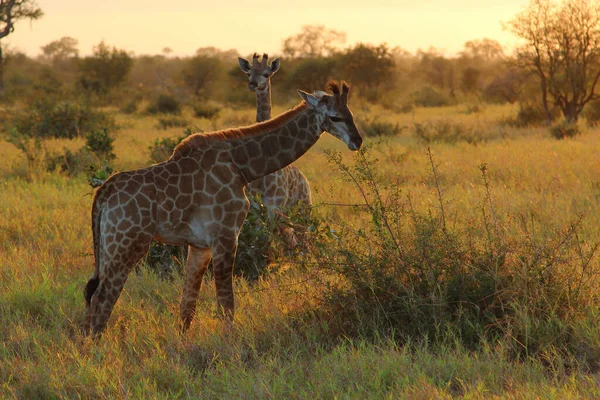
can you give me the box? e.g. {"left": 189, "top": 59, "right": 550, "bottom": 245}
{"left": 309, "top": 147, "right": 599, "bottom": 364}
{"left": 550, "top": 122, "right": 582, "bottom": 139}
{"left": 146, "top": 94, "right": 181, "bottom": 115}
{"left": 120, "top": 99, "right": 138, "bottom": 114}
{"left": 504, "top": 103, "right": 560, "bottom": 127}
{"left": 85, "top": 128, "right": 116, "bottom": 162}
{"left": 148, "top": 127, "right": 198, "bottom": 164}
{"left": 193, "top": 103, "right": 221, "bottom": 119}
{"left": 357, "top": 117, "right": 403, "bottom": 137}
{"left": 413, "top": 120, "right": 497, "bottom": 144}
{"left": 409, "top": 86, "right": 453, "bottom": 107}
{"left": 45, "top": 128, "right": 116, "bottom": 177}
{"left": 11, "top": 97, "right": 116, "bottom": 139}
{"left": 155, "top": 116, "right": 189, "bottom": 130}
{"left": 234, "top": 193, "right": 320, "bottom": 282}
{"left": 583, "top": 99, "right": 600, "bottom": 125}
{"left": 143, "top": 242, "right": 187, "bottom": 279}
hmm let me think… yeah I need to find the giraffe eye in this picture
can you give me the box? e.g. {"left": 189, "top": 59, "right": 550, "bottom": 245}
{"left": 263, "top": 73, "right": 270, "bottom": 78}
{"left": 329, "top": 116, "right": 343, "bottom": 123}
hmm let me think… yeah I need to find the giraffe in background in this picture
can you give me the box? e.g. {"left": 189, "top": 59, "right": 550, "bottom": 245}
{"left": 84, "top": 81, "right": 362, "bottom": 335}
{"left": 238, "top": 53, "right": 312, "bottom": 212}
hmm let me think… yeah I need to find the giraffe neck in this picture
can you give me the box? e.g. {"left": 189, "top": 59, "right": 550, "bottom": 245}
{"left": 232, "top": 103, "right": 323, "bottom": 183}
{"left": 255, "top": 82, "right": 272, "bottom": 123}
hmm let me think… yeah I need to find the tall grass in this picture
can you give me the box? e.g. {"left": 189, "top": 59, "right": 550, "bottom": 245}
{"left": 1, "top": 104, "right": 600, "bottom": 397}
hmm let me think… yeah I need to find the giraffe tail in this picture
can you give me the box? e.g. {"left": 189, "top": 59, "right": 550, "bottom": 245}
{"left": 84, "top": 184, "right": 106, "bottom": 307}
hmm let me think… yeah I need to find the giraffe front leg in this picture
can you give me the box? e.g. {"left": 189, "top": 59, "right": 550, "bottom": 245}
{"left": 180, "top": 245, "right": 212, "bottom": 332}
{"left": 211, "top": 237, "right": 238, "bottom": 321}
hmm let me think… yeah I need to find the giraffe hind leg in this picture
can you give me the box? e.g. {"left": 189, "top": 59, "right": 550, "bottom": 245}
{"left": 89, "top": 240, "right": 153, "bottom": 336}
{"left": 83, "top": 275, "right": 100, "bottom": 334}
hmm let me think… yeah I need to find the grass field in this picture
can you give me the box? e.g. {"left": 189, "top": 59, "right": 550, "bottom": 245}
{"left": 1, "top": 101, "right": 600, "bottom": 398}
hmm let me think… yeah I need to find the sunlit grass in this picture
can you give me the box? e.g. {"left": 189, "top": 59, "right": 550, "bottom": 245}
{"left": 1, "top": 103, "right": 599, "bottom": 397}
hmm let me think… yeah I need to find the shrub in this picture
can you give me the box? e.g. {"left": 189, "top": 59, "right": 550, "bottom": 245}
{"left": 583, "top": 99, "right": 600, "bottom": 125}
{"left": 120, "top": 99, "right": 138, "bottom": 114}
{"left": 88, "top": 161, "right": 113, "bottom": 188}
{"left": 193, "top": 103, "right": 221, "bottom": 119}
{"left": 234, "top": 194, "right": 320, "bottom": 282}
{"left": 234, "top": 196, "right": 276, "bottom": 281}
{"left": 503, "top": 103, "right": 560, "bottom": 127}
{"left": 357, "top": 117, "right": 403, "bottom": 137}
{"left": 155, "top": 116, "right": 189, "bottom": 130}
{"left": 550, "top": 122, "right": 582, "bottom": 139}
{"left": 43, "top": 128, "right": 116, "bottom": 177}
{"left": 11, "top": 97, "right": 116, "bottom": 139}
{"left": 310, "top": 147, "right": 599, "bottom": 364}
{"left": 409, "top": 86, "right": 453, "bottom": 107}
{"left": 413, "top": 120, "right": 493, "bottom": 144}
{"left": 143, "top": 242, "right": 187, "bottom": 279}
{"left": 85, "top": 128, "right": 116, "bottom": 162}
{"left": 148, "top": 127, "right": 198, "bottom": 164}
{"left": 146, "top": 94, "right": 181, "bottom": 115}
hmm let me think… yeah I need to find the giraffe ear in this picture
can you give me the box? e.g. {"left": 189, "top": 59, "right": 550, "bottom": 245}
{"left": 238, "top": 57, "right": 251, "bottom": 73}
{"left": 269, "top": 58, "right": 280, "bottom": 75}
{"left": 297, "top": 90, "right": 320, "bottom": 108}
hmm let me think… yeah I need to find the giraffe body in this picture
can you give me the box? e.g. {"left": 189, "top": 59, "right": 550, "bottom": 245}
{"left": 239, "top": 53, "right": 312, "bottom": 211}
{"left": 84, "top": 82, "right": 362, "bottom": 335}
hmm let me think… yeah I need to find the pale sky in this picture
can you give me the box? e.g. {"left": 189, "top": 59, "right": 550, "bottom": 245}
{"left": 5, "top": 0, "right": 530, "bottom": 57}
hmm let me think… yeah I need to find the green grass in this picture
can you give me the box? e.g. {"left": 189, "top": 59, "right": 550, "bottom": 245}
{"left": 1, "top": 102, "right": 600, "bottom": 398}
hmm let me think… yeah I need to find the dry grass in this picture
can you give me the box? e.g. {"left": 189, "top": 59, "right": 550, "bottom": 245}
{"left": 1, "top": 102, "right": 600, "bottom": 398}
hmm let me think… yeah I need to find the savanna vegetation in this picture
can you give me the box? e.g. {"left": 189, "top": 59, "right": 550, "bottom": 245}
{"left": 1, "top": 0, "right": 600, "bottom": 398}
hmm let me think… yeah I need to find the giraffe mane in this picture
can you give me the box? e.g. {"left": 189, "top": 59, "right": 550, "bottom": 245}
{"left": 171, "top": 102, "right": 309, "bottom": 159}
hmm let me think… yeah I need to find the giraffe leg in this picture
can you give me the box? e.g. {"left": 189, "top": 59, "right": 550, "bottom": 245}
{"left": 83, "top": 274, "right": 100, "bottom": 334}
{"left": 211, "top": 237, "right": 238, "bottom": 321}
{"left": 180, "top": 245, "right": 212, "bottom": 332}
{"left": 88, "top": 241, "right": 152, "bottom": 336}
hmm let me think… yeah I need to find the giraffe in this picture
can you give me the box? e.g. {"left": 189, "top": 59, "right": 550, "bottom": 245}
{"left": 238, "top": 53, "right": 312, "bottom": 212}
{"left": 83, "top": 81, "right": 363, "bottom": 335}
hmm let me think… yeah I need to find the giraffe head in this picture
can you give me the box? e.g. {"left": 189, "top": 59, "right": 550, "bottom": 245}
{"left": 298, "top": 81, "right": 363, "bottom": 151}
{"left": 238, "top": 53, "right": 280, "bottom": 92}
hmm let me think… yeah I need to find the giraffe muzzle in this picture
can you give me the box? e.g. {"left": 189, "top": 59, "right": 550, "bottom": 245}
{"left": 348, "top": 137, "right": 363, "bottom": 151}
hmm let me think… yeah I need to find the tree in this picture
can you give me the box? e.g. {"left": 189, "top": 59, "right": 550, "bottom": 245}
{"left": 507, "top": 0, "right": 600, "bottom": 124}
{"left": 282, "top": 25, "right": 346, "bottom": 58}
{"left": 182, "top": 55, "right": 222, "bottom": 99}
{"left": 79, "top": 41, "right": 133, "bottom": 96}
{"left": 0, "top": 0, "right": 43, "bottom": 95}
{"left": 286, "top": 57, "right": 336, "bottom": 92}
{"left": 460, "top": 38, "right": 505, "bottom": 61}
{"left": 340, "top": 43, "right": 395, "bottom": 92}
{"left": 41, "top": 36, "right": 78, "bottom": 62}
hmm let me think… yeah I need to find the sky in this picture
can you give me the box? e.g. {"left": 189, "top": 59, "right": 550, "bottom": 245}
{"left": 5, "top": 0, "right": 530, "bottom": 58}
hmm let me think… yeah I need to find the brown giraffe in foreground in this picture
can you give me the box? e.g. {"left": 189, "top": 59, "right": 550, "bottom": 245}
{"left": 84, "top": 81, "right": 363, "bottom": 335}
{"left": 238, "top": 53, "right": 312, "bottom": 211}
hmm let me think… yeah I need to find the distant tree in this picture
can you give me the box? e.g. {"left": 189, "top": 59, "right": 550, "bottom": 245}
{"left": 41, "top": 36, "right": 78, "bottom": 61}
{"left": 195, "top": 46, "right": 239, "bottom": 62}
{"left": 282, "top": 25, "right": 346, "bottom": 58}
{"left": 79, "top": 41, "right": 133, "bottom": 96}
{"left": 340, "top": 43, "right": 395, "bottom": 92}
{"left": 483, "top": 68, "right": 528, "bottom": 104}
{"left": 182, "top": 55, "right": 222, "bottom": 99}
{"left": 460, "top": 66, "right": 481, "bottom": 94}
{"left": 507, "top": 0, "right": 600, "bottom": 124}
{"left": 0, "top": 0, "right": 43, "bottom": 95}
{"left": 418, "top": 49, "right": 455, "bottom": 96}
{"left": 286, "top": 57, "right": 336, "bottom": 92}
{"left": 460, "top": 38, "right": 505, "bottom": 61}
